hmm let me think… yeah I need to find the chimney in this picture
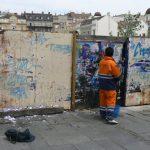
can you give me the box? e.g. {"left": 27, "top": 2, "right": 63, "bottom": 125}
{"left": 107, "top": 12, "right": 110, "bottom": 16}
{"left": 42, "top": 11, "right": 44, "bottom": 14}
{"left": 32, "top": 11, "right": 33, "bottom": 14}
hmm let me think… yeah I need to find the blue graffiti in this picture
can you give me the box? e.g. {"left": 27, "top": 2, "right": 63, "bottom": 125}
{"left": 6, "top": 74, "right": 28, "bottom": 86}
{"left": 49, "top": 44, "right": 72, "bottom": 53}
{"left": 31, "top": 33, "right": 47, "bottom": 45}
{"left": 130, "top": 40, "right": 135, "bottom": 50}
{"left": 130, "top": 60, "right": 150, "bottom": 72}
{"left": 81, "top": 44, "right": 90, "bottom": 59}
{"left": 138, "top": 71, "right": 150, "bottom": 80}
{"left": 134, "top": 42, "right": 150, "bottom": 58}
{"left": 10, "top": 87, "right": 27, "bottom": 99}
{"left": 6, "top": 55, "right": 15, "bottom": 68}
{"left": 17, "top": 59, "right": 31, "bottom": 70}
{"left": 16, "top": 58, "right": 42, "bottom": 70}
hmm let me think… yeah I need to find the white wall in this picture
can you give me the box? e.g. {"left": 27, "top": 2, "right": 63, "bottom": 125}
{"left": 97, "top": 16, "right": 118, "bottom": 36}
{"left": 136, "top": 20, "right": 148, "bottom": 36}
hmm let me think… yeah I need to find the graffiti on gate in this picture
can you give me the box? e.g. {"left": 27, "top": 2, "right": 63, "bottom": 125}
{"left": 75, "top": 41, "right": 123, "bottom": 106}
{"left": 128, "top": 38, "right": 150, "bottom": 94}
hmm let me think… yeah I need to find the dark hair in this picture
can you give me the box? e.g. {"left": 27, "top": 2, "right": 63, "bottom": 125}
{"left": 105, "top": 47, "right": 114, "bottom": 56}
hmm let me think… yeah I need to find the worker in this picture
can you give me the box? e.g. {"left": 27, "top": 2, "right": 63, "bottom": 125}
{"left": 98, "top": 47, "right": 121, "bottom": 124}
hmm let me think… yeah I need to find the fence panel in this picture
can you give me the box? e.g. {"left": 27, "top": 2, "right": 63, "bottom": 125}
{"left": 0, "top": 31, "right": 72, "bottom": 109}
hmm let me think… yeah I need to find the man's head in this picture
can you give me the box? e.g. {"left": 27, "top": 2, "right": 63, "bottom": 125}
{"left": 105, "top": 47, "right": 114, "bottom": 57}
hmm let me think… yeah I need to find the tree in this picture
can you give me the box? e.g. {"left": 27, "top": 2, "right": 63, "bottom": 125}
{"left": 118, "top": 12, "right": 142, "bottom": 37}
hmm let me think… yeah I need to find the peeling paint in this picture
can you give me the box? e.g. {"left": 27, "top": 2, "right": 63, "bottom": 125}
{"left": 126, "top": 38, "right": 150, "bottom": 106}
{"left": 0, "top": 31, "right": 72, "bottom": 109}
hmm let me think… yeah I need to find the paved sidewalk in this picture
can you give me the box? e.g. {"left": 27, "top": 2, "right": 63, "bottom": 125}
{"left": 0, "top": 105, "right": 150, "bottom": 150}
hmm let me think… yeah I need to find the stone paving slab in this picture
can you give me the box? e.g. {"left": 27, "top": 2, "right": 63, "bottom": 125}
{"left": 0, "top": 106, "right": 150, "bottom": 150}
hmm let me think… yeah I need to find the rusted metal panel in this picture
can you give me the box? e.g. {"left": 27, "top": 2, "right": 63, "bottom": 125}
{"left": 126, "top": 38, "right": 150, "bottom": 106}
{"left": 0, "top": 31, "right": 72, "bottom": 109}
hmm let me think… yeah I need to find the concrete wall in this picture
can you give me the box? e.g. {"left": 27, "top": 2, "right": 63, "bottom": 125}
{"left": 126, "top": 38, "right": 150, "bottom": 106}
{"left": 0, "top": 31, "right": 72, "bottom": 109}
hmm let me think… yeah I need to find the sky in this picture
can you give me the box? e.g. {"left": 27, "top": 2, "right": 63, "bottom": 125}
{"left": 0, "top": 0, "right": 149, "bottom": 16}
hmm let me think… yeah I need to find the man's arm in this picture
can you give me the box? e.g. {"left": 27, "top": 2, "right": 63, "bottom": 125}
{"left": 111, "top": 62, "right": 121, "bottom": 81}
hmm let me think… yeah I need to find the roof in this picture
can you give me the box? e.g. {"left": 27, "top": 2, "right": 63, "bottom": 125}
{"left": 80, "top": 16, "right": 104, "bottom": 26}
{"left": 0, "top": 13, "right": 26, "bottom": 19}
{"left": 146, "top": 8, "right": 150, "bottom": 14}
{"left": 80, "top": 19, "right": 92, "bottom": 26}
{"left": 66, "top": 12, "right": 91, "bottom": 19}
{"left": 24, "top": 12, "right": 53, "bottom": 21}
{"left": 94, "top": 12, "right": 101, "bottom": 17}
{"left": 92, "top": 16, "right": 104, "bottom": 20}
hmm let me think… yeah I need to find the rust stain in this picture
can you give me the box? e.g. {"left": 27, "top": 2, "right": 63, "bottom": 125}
{"left": 45, "top": 44, "right": 49, "bottom": 48}
{"left": 141, "top": 91, "right": 145, "bottom": 105}
{"left": 27, "top": 32, "right": 33, "bottom": 38}
{"left": 3, "top": 47, "right": 7, "bottom": 54}
{"left": 0, "top": 67, "right": 9, "bottom": 74}
{"left": 0, "top": 102, "right": 6, "bottom": 108}
{"left": 0, "top": 97, "right": 16, "bottom": 108}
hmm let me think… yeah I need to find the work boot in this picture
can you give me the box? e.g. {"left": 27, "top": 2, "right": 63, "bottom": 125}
{"left": 106, "top": 118, "right": 118, "bottom": 125}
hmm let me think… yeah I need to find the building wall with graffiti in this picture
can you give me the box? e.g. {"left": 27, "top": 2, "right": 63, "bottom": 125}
{"left": 0, "top": 31, "right": 72, "bottom": 109}
{"left": 75, "top": 40, "right": 123, "bottom": 107}
{"left": 126, "top": 38, "right": 150, "bottom": 106}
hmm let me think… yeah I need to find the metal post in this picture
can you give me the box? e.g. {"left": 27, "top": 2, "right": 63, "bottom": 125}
{"left": 71, "top": 31, "right": 77, "bottom": 111}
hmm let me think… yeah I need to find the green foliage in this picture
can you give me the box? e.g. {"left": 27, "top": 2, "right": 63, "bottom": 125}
{"left": 119, "top": 12, "right": 142, "bottom": 37}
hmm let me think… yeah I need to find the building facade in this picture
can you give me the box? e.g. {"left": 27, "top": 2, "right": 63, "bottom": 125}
{"left": 80, "top": 12, "right": 118, "bottom": 36}
{"left": 0, "top": 13, "right": 27, "bottom": 31}
{"left": 53, "top": 14, "right": 70, "bottom": 33}
{"left": 52, "top": 12, "right": 91, "bottom": 33}
{"left": 114, "top": 12, "right": 149, "bottom": 37}
{"left": 140, "top": 8, "right": 150, "bottom": 37}
{"left": 24, "top": 12, "right": 53, "bottom": 32}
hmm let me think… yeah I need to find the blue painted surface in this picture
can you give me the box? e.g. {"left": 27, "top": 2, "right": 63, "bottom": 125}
{"left": 49, "top": 44, "right": 72, "bottom": 53}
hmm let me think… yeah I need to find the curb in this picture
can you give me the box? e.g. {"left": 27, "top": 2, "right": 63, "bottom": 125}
{"left": 0, "top": 107, "right": 64, "bottom": 118}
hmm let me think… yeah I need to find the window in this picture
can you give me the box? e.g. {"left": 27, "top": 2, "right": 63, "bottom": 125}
{"left": 12, "top": 26, "right": 16, "bottom": 30}
{"left": 117, "top": 32, "right": 120, "bottom": 37}
{"left": 93, "top": 29, "right": 95, "bottom": 35}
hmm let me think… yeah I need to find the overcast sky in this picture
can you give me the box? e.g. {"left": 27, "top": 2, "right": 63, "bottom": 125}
{"left": 0, "top": 0, "right": 149, "bottom": 15}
